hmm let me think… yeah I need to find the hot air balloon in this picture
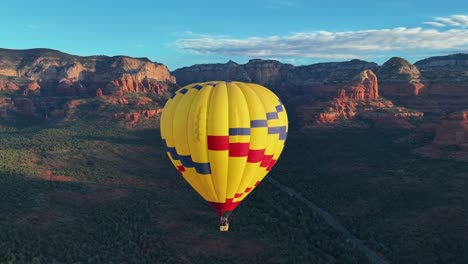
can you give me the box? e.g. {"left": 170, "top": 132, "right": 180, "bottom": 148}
{"left": 160, "top": 81, "right": 288, "bottom": 231}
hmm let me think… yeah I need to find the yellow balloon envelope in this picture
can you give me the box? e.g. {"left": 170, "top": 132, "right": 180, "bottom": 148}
{"left": 160, "top": 81, "right": 288, "bottom": 218}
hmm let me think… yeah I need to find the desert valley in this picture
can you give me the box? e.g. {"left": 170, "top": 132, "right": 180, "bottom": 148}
{"left": 0, "top": 48, "right": 467, "bottom": 263}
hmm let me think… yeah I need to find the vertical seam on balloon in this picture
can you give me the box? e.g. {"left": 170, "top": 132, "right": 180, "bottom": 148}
{"left": 257, "top": 86, "right": 286, "bottom": 170}
{"left": 189, "top": 84, "right": 218, "bottom": 202}
{"left": 235, "top": 82, "right": 268, "bottom": 198}
{"left": 232, "top": 82, "right": 251, "bottom": 200}
{"left": 224, "top": 82, "right": 230, "bottom": 203}
{"left": 160, "top": 97, "right": 177, "bottom": 170}
{"left": 246, "top": 84, "right": 276, "bottom": 187}
{"left": 173, "top": 88, "right": 202, "bottom": 197}
{"left": 205, "top": 83, "right": 220, "bottom": 202}
{"left": 183, "top": 86, "right": 212, "bottom": 201}
{"left": 167, "top": 93, "right": 185, "bottom": 174}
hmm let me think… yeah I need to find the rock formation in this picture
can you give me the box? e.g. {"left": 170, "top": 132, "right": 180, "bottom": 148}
{"left": 432, "top": 111, "right": 468, "bottom": 146}
{"left": 373, "top": 54, "right": 468, "bottom": 116}
{"left": 0, "top": 48, "right": 176, "bottom": 124}
{"left": 413, "top": 54, "right": 468, "bottom": 113}
{"left": 173, "top": 54, "right": 468, "bottom": 122}
{"left": 377, "top": 57, "right": 425, "bottom": 97}
{"left": 172, "top": 60, "right": 251, "bottom": 85}
{"left": 0, "top": 48, "right": 176, "bottom": 96}
{"left": 417, "top": 110, "right": 468, "bottom": 161}
{"left": 174, "top": 58, "right": 427, "bottom": 127}
{"left": 173, "top": 58, "right": 377, "bottom": 95}
{"left": 341, "top": 69, "right": 379, "bottom": 100}
{"left": 2, "top": 48, "right": 468, "bottom": 129}
{"left": 297, "top": 69, "right": 423, "bottom": 127}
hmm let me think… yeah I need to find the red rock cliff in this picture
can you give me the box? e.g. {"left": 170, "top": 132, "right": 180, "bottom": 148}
{"left": 0, "top": 48, "right": 176, "bottom": 96}
{"left": 432, "top": 111, "right": 468, "bottom": 146}
{"left": 377, "top": 57, "right": 425, "bottom": 97}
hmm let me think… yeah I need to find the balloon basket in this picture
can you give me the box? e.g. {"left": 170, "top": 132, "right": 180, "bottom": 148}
{"left": 219, "top": 213, "right": 230, "bottom": 232}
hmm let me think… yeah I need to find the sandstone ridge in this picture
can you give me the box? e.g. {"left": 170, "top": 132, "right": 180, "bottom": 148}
{"left": 0, "top": 48, "right": 176, "bottom": 96}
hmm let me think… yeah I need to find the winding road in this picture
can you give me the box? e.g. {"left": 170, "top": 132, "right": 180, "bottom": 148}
{"left": 267, "top": 177, "right": 389, "bottom": 264}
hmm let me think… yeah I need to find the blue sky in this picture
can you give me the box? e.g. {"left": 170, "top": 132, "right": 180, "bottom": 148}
{"left": 1, "top": 0, "right": 468, "bottom": 70}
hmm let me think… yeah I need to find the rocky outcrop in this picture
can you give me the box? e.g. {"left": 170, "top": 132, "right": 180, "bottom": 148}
{"left": 415, "top": 53, "right": 468, "bottom": 72}
{"left": 291, "top": 59, "right": 379, "bottom": 84}
{"left": 172, "top": 58, "right": 377, "bottom": 94}
{"left": 2, "top": 48, "right": 468, "bottom": 131}
{"left": 0, "top": 98, "right": 15, "bottom": 118}
{"left": 295, "top": 70, "right": 423, "bottom": 127}
{"left": 112, "top": 109, "right": 163, "bottom": 126}
{"left": 55, "top": 94, "right": 163, "bottom": 125}
{"left": 172, "top": 54, "right": 468, "bottom": 119}
{"left": 243, "top": 59, "right": 294, "bottom": 89}
{"left": 432, "top": 111, "right": 468, "bottom": 146}
{"left": 310, "top": 70, "right": 379, "bottom": 124}
{"left": 0, "top": 77, "right": 40, "bottom": 94}
{"left": 96, "top": 88, "right": 104, "bottom": 97}
{"left": 340, "top": 70, "right": 379, "bottom": 100}
{"left": 411, "top": 54, "right": 468, "bottom": 113}
{"left": 0, "top": 48, "right": 175, "bottom": 121}
{"left": 172, "top": 60, "right": 251, "bottom": 86}
{"left": 377, "top": 57, "right": 425, "bottom": 97}
{"left": 108, "top": 77, "right": 170, "bottom": 94}
{"left": 367, "top": 54, "right": 468, "bottom": 117}
{"left": 315, "top": 110, "right": 342, "bottom": 124}
{"left": 417, "top": 110, "right": 468, "bottom": 161}
{"left": 174, "top": 59, "right": 423, "bottom": 128}
{"left": 0, "top": 48, "right": 176, "bottom": 96}
{"left": 313, "top": 98, "right": 422, "bottom": 127}
{"left": 0, "top": 96, "right": 74, "bottom": 120}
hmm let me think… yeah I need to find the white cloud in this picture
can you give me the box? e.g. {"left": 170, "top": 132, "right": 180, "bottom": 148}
{"left": 451, "top": 15, "right": 468, "bottom": 25}
{"left": 423, "top": 22, "right": 445, "bottom": 27}
{"left": 176, "top": 27, "right": 468, "bottom": 60}
{"left": 424, "top": 15, "right": 468, "bottom": 27}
